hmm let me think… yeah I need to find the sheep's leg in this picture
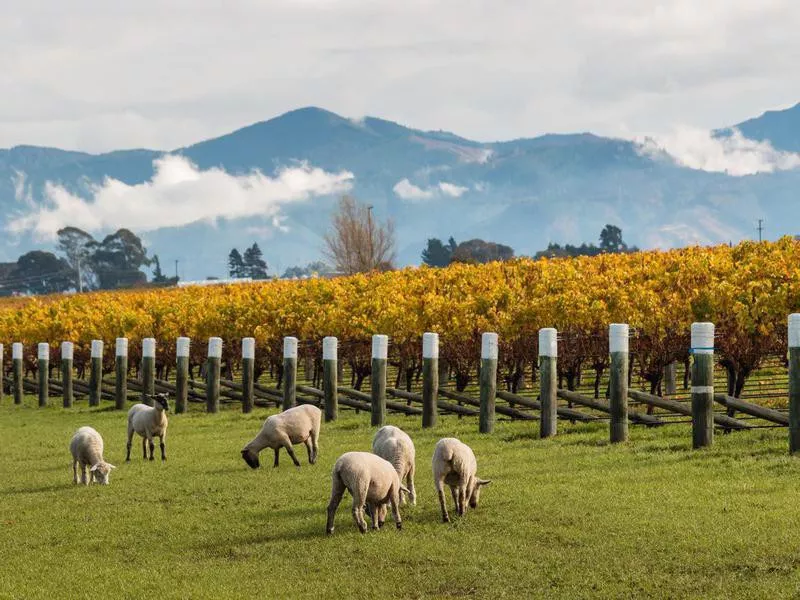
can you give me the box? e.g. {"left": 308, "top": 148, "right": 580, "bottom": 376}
{"left": 141, "top": 437, "right": 147, "bottom": 460}
{"left": 148, "top": 436, "right": 155, "bottom": 461}
{"left": 80, "top": 463, "right": 88, "bottom": 485}
{"left": 273, "top": 448, "right": 280, "bottom": 468}
{"left": 435, "top": 480, "right": 450, "bottom": 523}
{"left": 450, "top": 487, "right": 459, "bottom": 512}
{"left": 378, "top": 503, "right": 388, "bottom": 529}
{"left": 351, "top": 481, "right": 369, "bottom": 533}
{"left": 457, "top": 486, "right": 467, "bottom": 517}
{"left": 310, "top": 427, "right": 319, "bottom": 464}
{"left": 407, "top": 465, "right": 417, "bottom": 506}
{"left": 283, "top": 442, "right": 301, "bottom": 467}
{"left": 389, "top": 488, "right": 403, "bottom": 530}
{"left": 159, "top": 433, "right": 166, "bottom": 461}
{"left": 72, "top": 459, "right": 78, "bottom": 484}
{"left": 326, "top": 474, "right": 346, "bottom": 535}
{"left": 369, "top": 503, "right": 380, "bottom": 530}
{"left": 303, "top": 438, "right": 314, "bottom": 464}
{"left": 126, "top": 427, "right": 134, "bottom": 462}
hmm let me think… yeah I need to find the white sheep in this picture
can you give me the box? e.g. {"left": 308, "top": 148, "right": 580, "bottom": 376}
{"left": 241, "top": 404, "right": 321, "bottom": 469}
{"left": 126, "top": 393, "right": 169, "bottom": 461}
{"left": 432, "top": 437, "right": 491, "bottom": 522}
{"left": 372, "top": 425, "right": 416, "bottom": 505}
{"left": 70, "top": 426, "right": 116, "bottom": 485}
{"left": 325, "top": 451, "right": 409, "bottom": 534}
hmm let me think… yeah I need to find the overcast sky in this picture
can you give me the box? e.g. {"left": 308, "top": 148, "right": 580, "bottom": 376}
{"left": 2, "top": 0, "right": 800, "bottom": 153}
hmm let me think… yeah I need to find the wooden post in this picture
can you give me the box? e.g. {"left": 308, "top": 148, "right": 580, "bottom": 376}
{"left": 38, "top": 343, "right": 49, "bottom": 408}
{"left": 789, "top": 314, "right": 800, "bottom": 454}
{"left": 323, "top": 336, "right": 338, "bottom": 422}
{"left": 479, "top": 332, "right": 498, "bottom": 434}
{"left": 609, "top": 324, "right": 629, "bottom": 443}
{"left": 691, "top": 322, "right": 715, "bottom": 449}
{"left": 141, "top": 338, "right": 156, "bottom": 405}
{"left": 61, "top": 341, "right": 74, "bottom": 409}
{"left": 89, "top": 340, "right": 103, "bottom": 407}
{"left": 12, "top": 343, "right": 23, "bottom": 405}
{"left": 242, "top": 337, "right": 255, "bottom": 414}
{"left": 539, "top": 328, "right": 557, "bottom": 438}
{"left": 371, "top": 334, "right": 388, "bottom": 427}
{"left": 0, "top": 344, "right": 4, "bottom": 404}
{"left": 283, "top": 336, "right": 298, "bottom": 411}
{"left": 207, "top": 337, "right": 221, "bottom": 413}
{"left": 422, "top": 332, "right": 439, "bottom": 428}
{"left": 115, "top": 338, "right": 128, "bottom": 410}
{"left": 664, "top": 361, "right": 677, "bottom": 396}
{"left": 175, "top": 337, "right": 190, "bottom": 414}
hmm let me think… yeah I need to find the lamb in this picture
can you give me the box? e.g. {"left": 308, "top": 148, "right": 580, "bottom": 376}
{"left": 70, "top": 426, "right": 116, "bottom": 485}
{"left": 325, "top": 451, "right": 409, "bottom": 534}
{"left": 241, "top": 404, "right": 321, "bottom": 469}
{"left": 432, "top": 437, "right": 491, "bottom": 522}
{"left": 126, "top": 393, "right": 169, "bottom": 461}
{"left": 372, "top": 425, "right": 416, "bottom": 505}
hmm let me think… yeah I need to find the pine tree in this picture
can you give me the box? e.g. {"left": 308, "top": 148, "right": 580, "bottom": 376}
{"left": 242, "top": 243, "right": 268, "bottom": 279}
{"left": 228, "top": 248, "right": 245, "bottom": 278}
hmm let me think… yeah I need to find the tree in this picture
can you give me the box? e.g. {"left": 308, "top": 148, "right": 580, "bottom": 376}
{"left": 421, "top": 238, "right": 456, "bottom": 267}
{"left": 281, "top": 261, "right": 333, "bottom": 279}
{"left": 599, "top": 224, "right": 628, "bottom": 253}
{"left": 242, "top": 243, "right": 268, "bottom": 279}
{"left": 228, "top": 249, "right": 246, "bottom": 278}
{"left": 56, "top": 226, "right": 97, "bottom": 291}
{"left": 13, "top": 251, "right": 74, "bottom": 295}
{"left": 151, "top": 255, "right": 167, "bottom": 283}
{"left": 451, "top": 239, "right": 514, "bottom": 264}
{"left": 90, "top": 228, "right": 150, "bottom": 289}
{"left": 324, "top": 196, "right": 396, "bottom": 275}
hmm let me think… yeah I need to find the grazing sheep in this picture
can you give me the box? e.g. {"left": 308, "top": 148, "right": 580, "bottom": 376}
{"left": 126, "top": 393, "right": 169, "bottom": 461}
{"left": 241, "top": 404, "right": 321, "bottom": 469}
{"left": 432, "top": 438, "right": 491, "bottom": 522}
{"left": 70, "top": 426, "right": 116, "bottom": 485}
{"left": 372, "top": 425, "right": 416, "bottom": 505}
{"left": 326, "top": 451, "right": 409, "bottom": 534}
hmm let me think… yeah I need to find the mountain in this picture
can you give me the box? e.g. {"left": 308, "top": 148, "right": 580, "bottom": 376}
{"left": 1, "top": 105, "right": 799, "bottom": 280}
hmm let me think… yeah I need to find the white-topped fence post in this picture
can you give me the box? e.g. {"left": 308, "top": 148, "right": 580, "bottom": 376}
{"left": 283, "top": 337, "right": 298, "bottom": 411}
{"left": 141, "top": 338, "right": 156, "bottom": 405}
{"left": 371, "top": 335, "right": 388, "bottom": 427}
{"left": 422, "top": 332, "right": 439, "bottom": 428}
{"left": 539, "top": 328, "right": 557, "bottom": 438}
{"left": 207, "top": 337, "right": 222, "bottom": 413}
{"left": 479, "top": 332, "right": 498, "bottom": 434}
{"left": 176, "top": 337, "right": 190, "bottom": 414}
{"left": 323, "top": 337, "right": 338, "bottom": 422}
{"left": 115, "top": 337, "right": 128, "bottom": 410}
{"left": 89, "top": 340, "right": 103, "bottom": 407}
{"left": 61, "top": 342, "right": 74, "bottom": 408}
{"left": 789, "top": 315, "right": 800, "bottom": 454}
{"left": 609, "top": 324, "right": 629, "bottom": 443}
{"left": 242, "top": 337, "right": 255, "bottom": 414}
{"left": 38, "top": 343, "right": 49, "bottom": 408}
{"left": 12, "top": 343, "right": 23, "bottom": 405}
{"left": 691, "top": 322, "right": 715, "bottom": 449}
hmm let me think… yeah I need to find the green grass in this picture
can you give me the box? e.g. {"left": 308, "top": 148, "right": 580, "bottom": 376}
{"left": 2, "top": 400, "right": 800, "bottom": 599}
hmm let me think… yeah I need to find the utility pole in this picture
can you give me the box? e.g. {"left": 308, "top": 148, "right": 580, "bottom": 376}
{"left": 757, "top": 219, "right": 764, "bottom": 242}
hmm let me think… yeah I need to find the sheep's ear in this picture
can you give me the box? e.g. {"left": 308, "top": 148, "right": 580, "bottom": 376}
{"left": 90, "top": 464, "right": 99, "bottom": 472}
{"left": 477, "top": 478, "right": 492, "bottom": 486}
{"left": 107, "top": 464, "right": 117, "bottom": 470}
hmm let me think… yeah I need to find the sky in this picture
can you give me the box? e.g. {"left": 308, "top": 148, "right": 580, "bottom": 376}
{"left": 2, "top": 0, "right": 800, "bottom": 153}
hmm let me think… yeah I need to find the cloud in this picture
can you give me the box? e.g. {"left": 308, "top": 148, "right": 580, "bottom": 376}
{"left": 392, "top": 179, "right": 469, "bottom": 201}
{"left": 636, "top": 127, "right": 800, "bottom": 175}
{"left": 7, "top": 155, "right": 354, "bottom": 238}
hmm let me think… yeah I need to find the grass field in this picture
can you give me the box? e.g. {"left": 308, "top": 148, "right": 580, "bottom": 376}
{"left": 3, "top": 400, "right": 800, "bottom": 599}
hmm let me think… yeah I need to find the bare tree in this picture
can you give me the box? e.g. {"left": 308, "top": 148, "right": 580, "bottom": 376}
{"left": 324, "top": 196, "right": 396, "bottom": 275}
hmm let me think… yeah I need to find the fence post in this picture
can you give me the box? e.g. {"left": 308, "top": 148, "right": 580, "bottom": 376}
{"left": 38, "top": 343, "right": 49, "bottom": 408}
{"left": 664, "top": 361, "right": 677, "bottom": 396}
{"left": 207, "top": 337, "right": 222, "bottom": 413}
{"left": 479, "top": 332, "right": 498, "bottom": 434}
{"left": 242, "top": 337, "right": 255, "bottom": 414}
{"left": 422, "top": 332, "right": 439, "bottom": 428}
{"left": 789, "top": 314, "right": 800, "bottom": 454}
{"left": 609, "top": 324, "right": 629, "bottom": 443}
{"left": 12, "top": 343, "right": 23, "bottom": 405}
{"left": 371, "top": 334, "right": 388, "bottom": 427}
{"left": 0, "top": 343, "right": 4, "bottom": 403}
{"left": 175, "top": 337, "right": 190, "bottom": 414}
{"left": 539, "top": 328, "right": 557, "bottom": 438}
{"left": 89, "top": 340, "right": 103, "bottom": 407}
{"left": 691, "top": 322, "right": 715, "bottom": 449}
{"left": 323, "top": 336, "right": 338, "bottom": 422}
{"left": 115, "top": 338, "right": 128, "bottom": 410}
{"left": 283, "top": 336, "right": 298, "bottom": 411}
{"left": 61, "top": 342, "right": 74, "bottom": 409}
{"left": 141, "top": 338, "right": 156, "bottom": 405}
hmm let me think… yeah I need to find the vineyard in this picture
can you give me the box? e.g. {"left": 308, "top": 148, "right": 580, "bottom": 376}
{"left": 1, "top": 238, "right": 799, "bottom": 404}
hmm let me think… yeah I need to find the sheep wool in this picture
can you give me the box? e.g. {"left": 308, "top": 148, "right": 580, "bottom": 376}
{"left": 372, "top": 425, "right": 417, "bottom": 505}
{"left": 431, "top": 438, "right": 491, "bottom": 522}
{"left": 70, "top": 426, "right": 116, "bottom": 485}
{"left": 126, "top": 393, "right": 169, "bottom": 461}
{"left": 241, "top": 404, "right": 321, "bottom": 469}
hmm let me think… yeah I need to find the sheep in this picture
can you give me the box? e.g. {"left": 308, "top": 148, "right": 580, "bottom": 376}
{"left": 126, "top": 393, "right": 169, "bottom": 461}
{"left": 372, "top": 425, "right": 416, "bottom": 505}
{"left": 70, "top": 426, "right": 116, "bottom": 485}
{"left": 432, "top": 437, "right": 491, "bottom": 522}
{"left": 325, "top": 451, "right": 409, "bottom": 534}
{"left": 241, "top": 404, "right": 321, "bottom": 469}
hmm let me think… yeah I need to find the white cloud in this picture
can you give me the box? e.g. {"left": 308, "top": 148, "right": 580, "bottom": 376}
{"left": 392, "top": 178, "right": 470, "bottom": 201}
{"left": 7, "top": 155, "right": 354, "bottom": 238}
{"left": 636, "top": 127, "right": 800, "bottom": 175}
